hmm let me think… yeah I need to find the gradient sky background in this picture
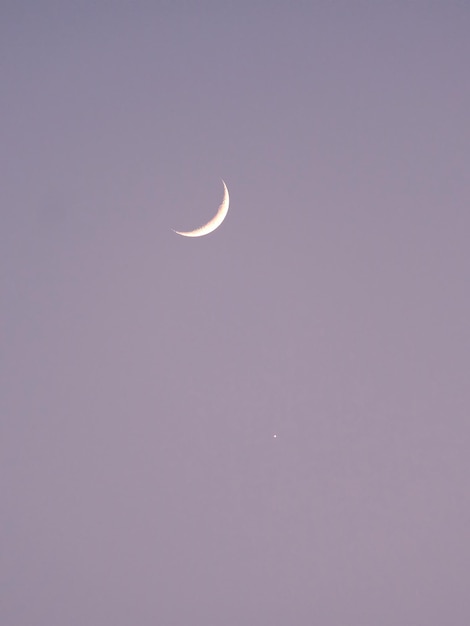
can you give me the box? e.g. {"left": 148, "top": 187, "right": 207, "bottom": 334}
{"left": 1, "top": 2, "right": 469, "bottom": 624}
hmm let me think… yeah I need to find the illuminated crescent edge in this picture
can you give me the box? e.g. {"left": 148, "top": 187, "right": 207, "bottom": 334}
{"left": 173, "top": 180, "right": 229, "bottom": 237}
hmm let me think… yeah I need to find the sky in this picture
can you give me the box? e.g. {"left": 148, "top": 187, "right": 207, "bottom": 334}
{"left": 1, "top": 1, "right": 469, "bottom": 624}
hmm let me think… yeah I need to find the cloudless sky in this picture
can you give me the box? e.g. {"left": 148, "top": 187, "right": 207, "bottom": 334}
{"left": 1, "top": 2, "right": 469, "bottom": 624}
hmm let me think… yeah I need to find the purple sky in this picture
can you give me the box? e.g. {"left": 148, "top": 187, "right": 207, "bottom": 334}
{"left": 2, "top": 2, "right": 469, "bottom": 624}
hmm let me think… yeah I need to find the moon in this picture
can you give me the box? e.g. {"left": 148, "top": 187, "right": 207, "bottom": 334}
{"left": 173, "top": 180, "right": 229, "bottom": 237}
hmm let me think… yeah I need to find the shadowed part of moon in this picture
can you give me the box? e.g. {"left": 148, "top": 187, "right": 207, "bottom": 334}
{"left": 173, "top": 180, "right": 229, "bottom": 237}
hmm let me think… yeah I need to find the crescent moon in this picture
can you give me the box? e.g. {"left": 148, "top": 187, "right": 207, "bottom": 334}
{"left": 173, "top": 180, "right": 229, "bottom": 237}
